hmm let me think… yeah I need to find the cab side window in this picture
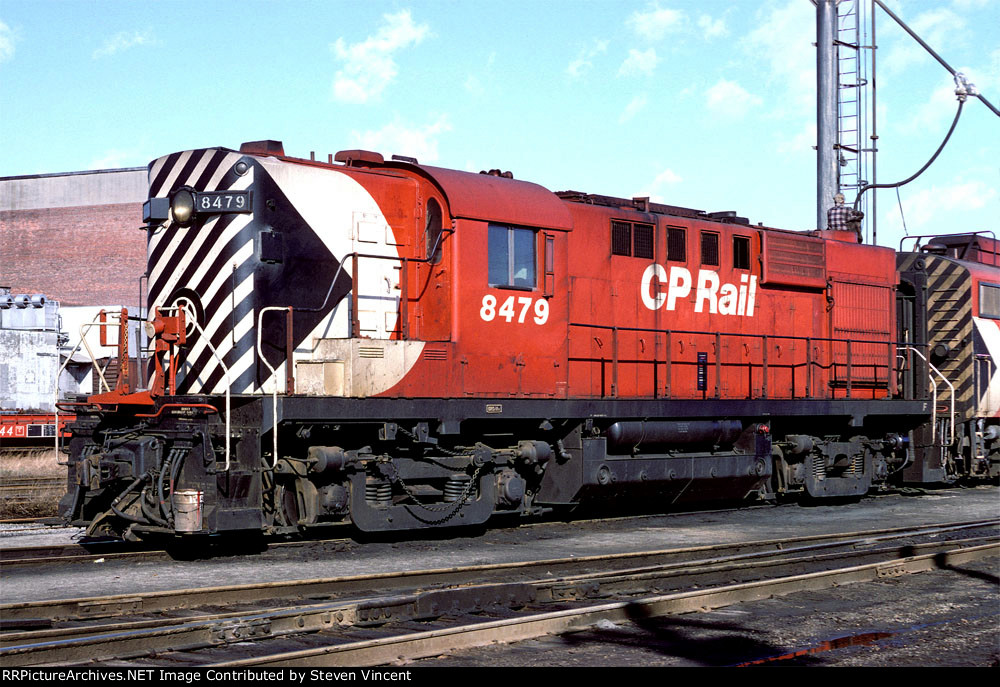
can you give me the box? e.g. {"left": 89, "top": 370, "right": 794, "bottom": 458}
{"left": 426, "top": 198, "right": 443, "bottom": 264}
{"left": 489, "top": 224, "right": 536, "bottom": 289}
{"left": 981, "top": 283, "right": 1000, "bottom": 319}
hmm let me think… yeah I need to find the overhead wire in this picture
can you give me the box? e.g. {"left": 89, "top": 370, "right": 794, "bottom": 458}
{"left": 853, "top": 98, "right": 964, "bottom": 213}
{"left": 873, "top": 0, "right": 1000, "bottom": 118}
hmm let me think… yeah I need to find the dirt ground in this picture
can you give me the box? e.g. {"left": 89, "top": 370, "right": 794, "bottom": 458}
{"left": 419, "top": 557, "right": 999, "bottom": 667}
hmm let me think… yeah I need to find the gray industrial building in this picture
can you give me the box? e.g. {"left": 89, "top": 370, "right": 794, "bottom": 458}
{"left": 0, "top": 289, "right": 63, "bottom": 412}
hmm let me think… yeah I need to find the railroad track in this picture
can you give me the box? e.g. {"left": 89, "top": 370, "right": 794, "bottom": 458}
{"left": 0, "top": 517, "right": 63, "bottom": 525}
{"left": 0, "top": 477, "right": 63, "bottom": 503}
{"left": 0, "top": 522, "right": 75, "bottom": 540}
{"left": 1, "top": 519, "right": 996, "bottom": 666}
{"left": 0, "top": 502, "right": 773, "bottom": 566}
{"left": 0, "top": 477, "right": 62, "bottom": 488}
{"left": 0, "top": 527, "right": 356, "bottom": 566}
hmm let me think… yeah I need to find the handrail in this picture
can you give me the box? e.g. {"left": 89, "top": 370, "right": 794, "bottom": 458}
{"left": 901, "top": 346, "right": 955, "bottom": 445}
{"left": 569, "top": 321, "right": 915, "bottom": 347}
{"left": 569, "top": 321, "right": 916, "bottom": 400}
{"left": 253, "top": 248, "right": 411, "bottom": 467}
{"left": 340, "top": 249, "right": 445, "bottom": 338}
{"left": 256, "top": 306, "right": 294, "bottom": 469}
{"left": 159, "top": 306, "right": 232, "bottom": 472}
{"left": 899, "top": 230, "right": 998, "bottom": 266}
{"left": 251, "top": 250, "right": 414, "bottom": 466}
{"left": 53, "top": 311, "right": 118, "bottom": 456}
{"left": 290, "top": 245, "right": 441, "bottom": 344}
{"left": 80, "top": 315, "right": 120, "bottom": 393}
{"left": 974, "top": 353, "right": 993, "bottom": 417}
{"left": 349, "top": 251, "right": 412, "bottom": 339}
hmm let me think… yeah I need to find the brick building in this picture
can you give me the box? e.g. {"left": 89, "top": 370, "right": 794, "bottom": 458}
{"left": 1, "top": 169, "right": 148, "bottom": 410}
{"left": 0, "top": 167, "right": 147, "bottom": 308}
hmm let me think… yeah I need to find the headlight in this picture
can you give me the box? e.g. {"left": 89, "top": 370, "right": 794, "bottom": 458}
{"left": 170, "top": 188, "right": 196, "bottom": 225}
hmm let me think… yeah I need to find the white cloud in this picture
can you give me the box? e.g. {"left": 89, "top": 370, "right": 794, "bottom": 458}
{"left": 882, "top": 8, "right": 966, "bottom": 76}
{"left": 0, "top": 20, "right": 16, "bottom": 64}
{"left": 618, "top": 48, "right": 658, "bottom": 77}
{"left": 653, "top": 168, "right": 682, "bottom": 186}
{"left": 619, "top": 94, "right": 648, "bottom": 123}
{"left": 705, "top": 78, "right": 763, "bottom": 119}
{"left": 92, "top": 30, "right": 154, "bottom": 59}
{"left": 743, "top": 0, "right": 815, "bottom": 115}
{"left": 898, "top": 63, "right": 994, "bottom": 135}
{"left": 637, "top": 167, "right": 684, "bottom": 202}
{"left": 466, "top": 53, "right": 497, "bottom": 97}
{"left": 697, "top": 14, "right": 728, "bottom": 39}
{"left": 963, "top": 55, "right": 998, "bottom": 96}
{"left": 350, "top": 115, "right": 451, "bottom": 163}
{"left": 465, "top": 74, "right": 485, "bottom": 96}
{"left": 332, "top": 10, "right": 430, "bottom": 104}
{"left": 777, "top": 122, "right": 817, "bottom": 155}
{"left": 952, "top": 0, "right": 991, "bottom": 8}
{"left": 89, "top": 149, "right": 141, "bottom": 170}
{"left": 567, "top": 39, "right": 608, "bottom": 78}
{"left": 626, "top": 3, "right": 686, "bottom": 41}
{"left": 899, "top": 79, "right": 962, "bottom": 134}
{"left": 881, "top": 179, "right": 997, "bottom": 236}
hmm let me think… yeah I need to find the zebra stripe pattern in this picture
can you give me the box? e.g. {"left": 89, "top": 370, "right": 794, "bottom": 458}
{"left": 146, "top": 148, "right": 259, "bottom": 394}
{"left": 900, "top": 254, "right": 974, "bottom": 417}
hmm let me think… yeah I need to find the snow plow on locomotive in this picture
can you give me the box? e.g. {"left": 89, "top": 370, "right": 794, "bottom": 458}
{"left": 58, "top": 141, "right": 996, "bottom": 543}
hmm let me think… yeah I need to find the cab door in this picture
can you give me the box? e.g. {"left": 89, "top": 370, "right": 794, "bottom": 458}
{"left": 412, "top": 196, "right": 452, "bottom": 342}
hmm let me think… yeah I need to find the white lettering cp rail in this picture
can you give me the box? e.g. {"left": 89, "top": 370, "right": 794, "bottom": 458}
{"left": 641, "top": 265, "right": 758, "bottom": 317}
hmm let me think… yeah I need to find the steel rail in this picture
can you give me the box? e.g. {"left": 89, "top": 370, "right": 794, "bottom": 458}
{"left": 0, "top": 533, "right": 350, "bottom": 567}
{"left": 0, "top": 519, "right": 1000, "bottom": 620}
{"left": 12, "top": 531, "right": 996, "bottom": 645}
{"left": 2, "top": 532, "right": 995, "bottom": 666}
{"left": 2, "top": 519, "right": 995, "bottom": 621}
{"left": 212, "top": 542, "right": 999, "bottom": 668}
{"left": 0, "top": 478, "right": 63, "bottom": 488}
{"left": 0, "top": 544, "right": 165, "bottom": 566}
{"left": 0, "top": 478, "right": 63, "bottom": 502}
{"left": 0, "top": 524, "right": 73, "bottom": 539}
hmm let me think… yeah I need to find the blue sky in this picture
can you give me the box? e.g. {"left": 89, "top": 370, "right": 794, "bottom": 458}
{"left": 1, "top": 0, "right": 997, "bottom": 251}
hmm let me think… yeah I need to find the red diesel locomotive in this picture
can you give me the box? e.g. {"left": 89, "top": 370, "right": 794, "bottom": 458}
{"left": 59, "top": 141, "right": 998, "bottom": 542}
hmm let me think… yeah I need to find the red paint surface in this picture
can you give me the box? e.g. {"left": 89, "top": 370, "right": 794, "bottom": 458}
{"left": 321, "top": 156, "right": 904, "bottom": 402}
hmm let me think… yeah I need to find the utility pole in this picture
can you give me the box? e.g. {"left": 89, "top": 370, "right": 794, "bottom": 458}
{"left": 816, "top": 0, "right": 839, "bottom": 230}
